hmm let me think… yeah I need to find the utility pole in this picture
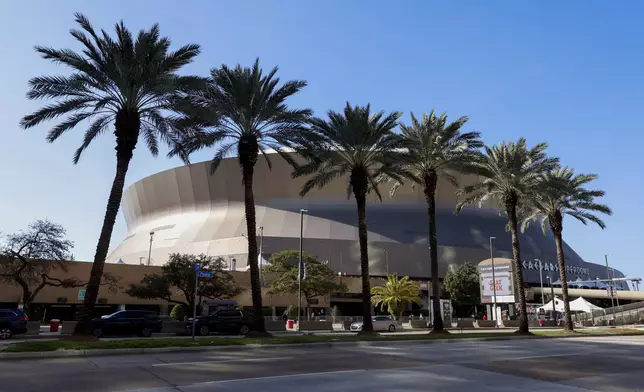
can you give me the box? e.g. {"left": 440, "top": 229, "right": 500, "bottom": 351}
{"left": 536, "top": 258, "right": 544, "bottom": 306}
{"left": 298, "top": 209, "right": 308, "bottom": 329}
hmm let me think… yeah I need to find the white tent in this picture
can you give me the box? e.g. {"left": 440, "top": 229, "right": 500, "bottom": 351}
{"left": 570, "top": 297, "right": 603, "bottom": 313}
{"left": 537, "top": 296, "right": 565, "bottom": 313}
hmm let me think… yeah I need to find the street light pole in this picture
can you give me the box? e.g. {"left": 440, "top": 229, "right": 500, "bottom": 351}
{"left": 489, "top": 237, "right": 497, "bottom": 326}
{"left": 536, "top": 258, "right": 544, "bottom": 306}
{"left": 147, "top": 231, "right": 154, "bottom": 266}
{"left": 385, "top": 249, "right": 389, "bottom": 275}
{"left": 547, "top": 276, "right": 555, "bottom": 320}
{"left": 298, "top": 209, "right": 308, "bottom": 329}
{"left": 605, "top": 254, "right": 616, "bottom": 325}
{"left": 258, "top": 226, "right": 264, "bottom": 287}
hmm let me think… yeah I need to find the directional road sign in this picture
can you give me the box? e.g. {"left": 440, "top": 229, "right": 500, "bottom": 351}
{"left": 198, "top": 271, "right": 213, "bottom": 278}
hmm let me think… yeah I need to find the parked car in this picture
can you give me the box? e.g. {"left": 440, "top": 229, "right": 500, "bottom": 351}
{"left": 350, "top": 315, "right": 399, "bottom": 332}
{"left": 0, "top": 309, "right": 28, "bottom": 340}
{"left": 187, "top": 309, "right": 254, "bottom": 336}
{"left": 91, "top": 310, "right": 162, "bottom": 337}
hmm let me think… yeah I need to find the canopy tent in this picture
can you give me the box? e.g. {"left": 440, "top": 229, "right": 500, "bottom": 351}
{"left": 569, "top": 297, "right": 603, "bottom": 313}
{"left": 537, "top": 297, "right": 565, "bottom": 313}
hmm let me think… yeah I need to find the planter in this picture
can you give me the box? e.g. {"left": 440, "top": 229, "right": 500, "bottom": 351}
{"left": 502, "top": 320, "right": 520, "bottom": 328}
{"left": 161, "top": 320, "right": 186, "bottom": 335}
{"left": 409, "top": 320, "right": 430, "bottom": 329}
{"left": 455, "top": 318, "right": 475, "bottom": 329}
{"left": 342, "top": 321, "right": 353, "bottom": 331}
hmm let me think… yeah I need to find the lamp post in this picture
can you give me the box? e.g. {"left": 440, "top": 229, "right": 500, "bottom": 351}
{"left": 546, "top": 276, "right": 556, "bottom": 320}
{"left": 605, "top": 254, "right": 617, "bottom": 325}
{"left": 385, "top": 249, "right": 389, "bottom": 275}
{"left": 147, "top": 231, "right": 155, "bottom": 266}
{"left": 298, "top": 209, "right": 308, "bottom": 328}
{"left": 258, "top": 226, "right": 264, "bottom": 286}
{"left": 489, "top": 237, "right": 497, "bottom": 325}
{"left": 535, "top": 258, "right": 544, "bottom": 306}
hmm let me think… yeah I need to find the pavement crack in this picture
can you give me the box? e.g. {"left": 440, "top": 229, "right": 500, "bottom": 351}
{"left": 137, "top": 365, "right": 182, "bottom": 391}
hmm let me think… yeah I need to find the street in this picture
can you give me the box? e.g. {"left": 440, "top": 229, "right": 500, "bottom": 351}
{"left": 2, "top": 335, "right": 644, "bottom": 391}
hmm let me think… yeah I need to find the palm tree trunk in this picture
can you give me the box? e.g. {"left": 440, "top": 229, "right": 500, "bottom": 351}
{"left": 551, "top": 214, "right": 573, "bottom": 331}
{"left": 354, "top": 191, "right": 374, "bottom": 333}
{"left": 423, "top": 173, "right": 443, "bottom": 332}
{"left": 75, "top": 152, "right": 132, "bottom": 335}
{"left": 505, "top": 199, "right": 530, "bottom": 334}
{"left": 241, "top": 160, "right": 266, "bottom": 334}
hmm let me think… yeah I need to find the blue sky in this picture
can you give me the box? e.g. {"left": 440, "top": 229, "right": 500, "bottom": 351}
{"left": 0, "top": 1, "right": 641, "bottom": 278}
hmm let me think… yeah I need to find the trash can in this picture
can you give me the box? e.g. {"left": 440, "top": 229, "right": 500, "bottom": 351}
{"left": 50, "top": 319, "right": 61, "bottom": 333}
{"left": 287, "top": 319, "right": 294, "bottom": 329}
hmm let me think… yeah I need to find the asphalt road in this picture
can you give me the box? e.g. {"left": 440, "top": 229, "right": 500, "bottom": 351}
{"left": 2, "top": 335, "right": 644, "bottom": 391}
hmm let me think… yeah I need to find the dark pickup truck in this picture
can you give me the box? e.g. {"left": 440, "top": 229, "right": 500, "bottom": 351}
{"left": 91, "top": 310, "right": 163, "bottom": 337}
{"left": 187, "top": 310, "right": 254, "bottom": 336}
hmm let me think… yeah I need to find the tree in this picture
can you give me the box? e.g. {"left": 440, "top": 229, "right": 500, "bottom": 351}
{"left": 169, "top": 304, "right": 186, "bottom": 321}
{"left": 21, "top": 14, "right": 204, "bottom": 334}
{"left": 264, "top": 250, "right": 347, "bottom": 316}
{"left": 295, "top": 103, "right": 405, "bottom": 333}
{"left": 371, "top": 274, "right": 423, "bottom": 320}
{"left": 126, "top": 253, "right": 242, "bottom": 314}
{"left": 0, "top": 220, "right": 119, "bottom": 315}
{"left": 444, "top": 263, "right": 481, "bottom": 308}
{"left": 173, "top": 59, "right": 312, "bottom": 333}
{"left": 393, "top": 110, "right": 482, "bottom": 332}
{"left": 455, "top": 138, "right": 558, "bottom": 334}
{"left": 521, "top": 167, "right": 612, "bottom": 331}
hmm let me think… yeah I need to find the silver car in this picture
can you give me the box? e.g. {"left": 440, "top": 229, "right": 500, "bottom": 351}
{"left": 350, "top": 315, "right": 399, "bottom": 332}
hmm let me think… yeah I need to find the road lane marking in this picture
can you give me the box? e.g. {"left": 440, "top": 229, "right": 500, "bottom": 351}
{"left": 151, "top": 356, "right": 290, "bottom": 367}
{"left": 198, "top": 368, "right": 369, "bottom": 384}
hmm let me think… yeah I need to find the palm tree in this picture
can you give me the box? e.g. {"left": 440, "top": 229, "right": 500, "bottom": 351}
{"left": 20, "top": 14, "right": 203, "bottom": 334}
{"left": 295, "top": 103, "right": 405, "bottom": 333}
{"left": 521, "top": 167, "right": 612, "bottom": 331}
{"left": 173, "top": 59, "right": 312, "bottom": 333}
{"left": 392, "top": 110, "right": 482, "bottom": 332}
{"left": 455, "top": 138, "right": 559, "bottom": 334}
{"left": 371, "top": 274, "right": 423, "bottom": 320}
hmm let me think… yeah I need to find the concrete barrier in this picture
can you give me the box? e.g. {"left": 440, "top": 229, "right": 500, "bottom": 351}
{"left": 265, "top": 320, "right": 286, "bottom": 332}
{"left": 297, "top": 321, "right": 333, "bottom": 331}
{"left": 26, "top": 321, "right": 41, "bottom": 336}
{"left": 475, "top": 320, "right": 497, "bottom": 328}
{"left": 409, "top": 320, "right": 429, "bottom": 329}
{"left": 62, "top": 321, "right": 78, "bottom": 335}
{"left": 502, "top": 320, "right": 520, "bottom": 328}
{"left": 454, "top": 318, "right": 475, "bottom": 329}
{"left": 161, "top": 320, "right": 186, "bottom": 335}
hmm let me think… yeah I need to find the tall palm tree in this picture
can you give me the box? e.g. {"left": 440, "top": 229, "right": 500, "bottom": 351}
{"left": 20, "top": 14, "right": 203, "bottom": 334}
{"left": 521, "top": 167, "right": 612, "bottom": 331}
{"left": 173, "top": 59, "right": 312, "bottom": 333}
{"left": 392, "top": 110, "right": 482, "bottom": 332}
{"left": 371, "top": 274, "right": 423, "bottom": 320}
{"left": 455, "top": 138, "right": 559, "bottom": 334}
{"left": 295, "top": 103, "right": 404, "bottom": 333}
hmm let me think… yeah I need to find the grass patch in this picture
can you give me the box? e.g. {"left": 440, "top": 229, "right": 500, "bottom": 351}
{"left": 3, "top": 332, "right": 516, "bottom": 353}
{"left": 4, "top": 328, "right": 642, "bottom": 353}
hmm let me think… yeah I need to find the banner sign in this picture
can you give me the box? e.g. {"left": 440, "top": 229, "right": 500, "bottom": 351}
{"left": 478, "top": 261, "right": 515, "bottom": 304}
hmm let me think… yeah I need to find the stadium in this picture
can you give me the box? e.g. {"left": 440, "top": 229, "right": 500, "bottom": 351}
{"left": 107, "top": 152, "right": 626, "bottom": 300}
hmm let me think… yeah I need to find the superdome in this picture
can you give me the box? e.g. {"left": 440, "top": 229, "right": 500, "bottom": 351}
{"left": 108, "top": 152, "right": 624, "bottom": 287}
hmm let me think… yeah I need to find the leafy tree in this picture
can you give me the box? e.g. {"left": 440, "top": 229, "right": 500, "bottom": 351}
{"left": 393, "top": 110, "right": 482, "bottom": 332}
{"left": 521, "top": 167, "right": 612, "bottom": 331}
{"left": 295, "top": 103, "right": 405, "bottom": 333}
{"left": 174, "top": 59, "right": 312, "bottom": 333}
{"left": 443, "top": 263, "right": 481, "bottom": 307}
{"left": 21, "top": 14, "right": 204, "bottom": 334}
{"left": 126, "top": 253, "right": 242, "bottom": 314}
{"left": 371, "top": 274, "right": 423, "bottom": 320}
{"left": 455, "top": 138, "right": 558, "bottom": 334}
{"left": 169, "top": 304, "right": 186, "bottom": 321}
{"left": 264, "top": 250, "right": 347, "bottom": 316}
{"left": 0, "top": 220, "right": 119, "bottom": 315}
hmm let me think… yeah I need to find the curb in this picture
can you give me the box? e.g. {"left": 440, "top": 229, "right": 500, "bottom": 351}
{"left": 0, "top": 332, "right": 639, "bottom": 360}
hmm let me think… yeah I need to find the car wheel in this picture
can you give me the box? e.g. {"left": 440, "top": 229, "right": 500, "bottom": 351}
{"left": 92, "top": 327, "right": 104, "bottom": 338}
{"left": 139, "top": 327, "right": 152, "bottom": 337}
{"left": 0, "top": 327, "right": 12, "bottom": 340}
{"left": 388, "top": 324, "right": 396, "bottom": 332}
{"left": 240, "top": 324, "right": 250, "bottom": 335}
{"left": 198, "top": 325, "right": 210, "bottom": 336}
